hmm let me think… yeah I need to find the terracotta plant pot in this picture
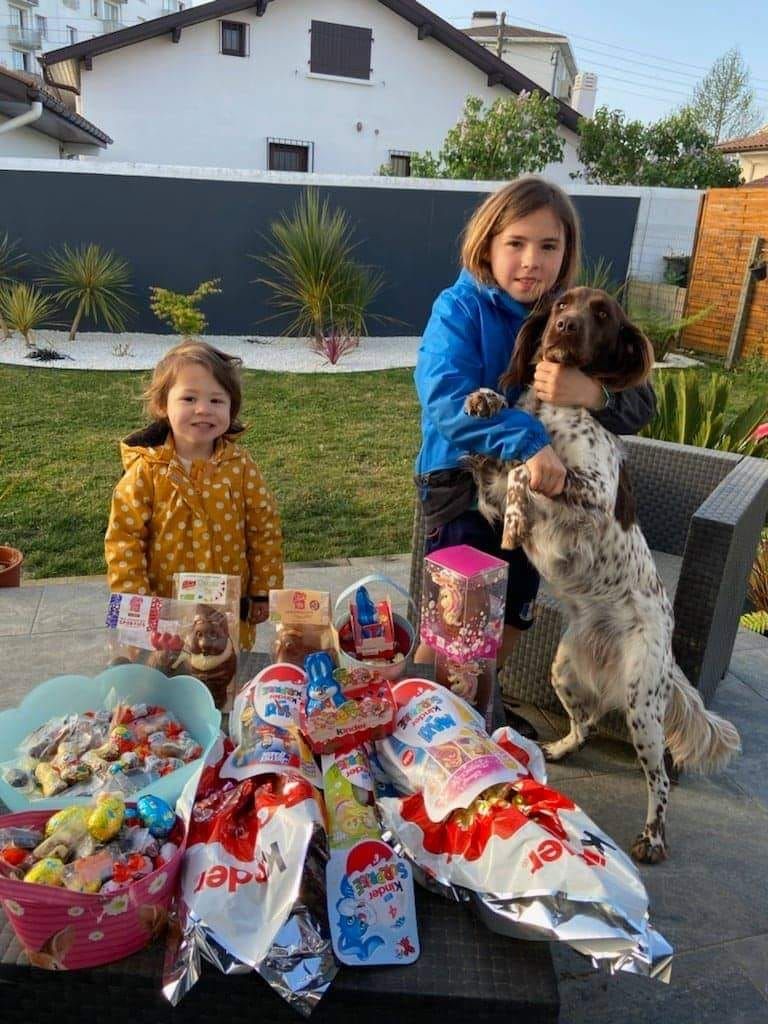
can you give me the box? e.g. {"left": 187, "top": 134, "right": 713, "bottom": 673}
{"left": 0, "top": 546, "right": 23, "bottom": 588}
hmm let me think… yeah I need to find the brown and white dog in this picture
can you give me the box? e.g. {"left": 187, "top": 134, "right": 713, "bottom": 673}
{"left": 463, "top": 287, "right": 740, "bottom": 864}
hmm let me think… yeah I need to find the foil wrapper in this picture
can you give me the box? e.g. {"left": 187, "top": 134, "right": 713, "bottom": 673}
{"left": 162, "top": 733, "right": 337, "bottom": 1015}
{"left": 376, "top": 679, "right": 673, "bottom": 984}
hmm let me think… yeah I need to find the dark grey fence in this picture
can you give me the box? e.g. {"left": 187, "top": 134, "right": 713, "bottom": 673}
{"left": 0, "top": 169, "right": 639, "bottom": 335}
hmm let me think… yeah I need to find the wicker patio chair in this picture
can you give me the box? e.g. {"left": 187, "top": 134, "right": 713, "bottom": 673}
{"left": 409, "top": 436, "right": 768, "bottom": 739}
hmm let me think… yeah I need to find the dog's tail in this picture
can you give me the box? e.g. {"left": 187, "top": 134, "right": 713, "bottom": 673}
{"left": 665, "top": 665, "right": 741, "bottom": 772}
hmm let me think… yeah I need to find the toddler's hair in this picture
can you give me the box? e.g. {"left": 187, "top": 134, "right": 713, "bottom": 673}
{"left": 144, "top": 340, "right": 244, "bottom": 434}
{"left": 461, "top": 176, "right": 581, "bottom": 295}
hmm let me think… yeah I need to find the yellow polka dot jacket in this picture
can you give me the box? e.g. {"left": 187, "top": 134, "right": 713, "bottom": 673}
{"left": 104, "top": 423, "right": 284, "bottom": 644}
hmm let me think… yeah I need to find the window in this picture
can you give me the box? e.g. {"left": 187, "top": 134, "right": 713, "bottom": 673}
{"left": 68, "top": 25, "right": 78, "bottom": 43}
{"left": 11, "top": 49, "right": 29, "bottom": 72}
{"left": 309, "top": 20, "right": 372, "bottom": 80}
{"left": 36, "top": 14, "right": 47, "bottom": 38}
{"left": 91, "top": 0, "right": 101, "bottom": 16}
{"left": 220, "top": 20, "right": 247, "bottom": 57}
{"left": 9, "top": 6, "right": 24, "bottom": 29}
{"left": 267, "top": 139, "right": 312, "bottom": 173}
{"left": 388, "top": 151, "right": 413, "bottom": 177}
{"left": 105, "top": 1, "right": 119, "bottom": 20}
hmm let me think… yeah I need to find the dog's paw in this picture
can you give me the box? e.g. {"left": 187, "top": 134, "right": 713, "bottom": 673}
{"left": 540, "top": 740, "right": 568, "bottom": 763}
{"left": 463, "top": 389, "right": 508, "bottom": 418}
{"left": 630, "top": 832, "right": 668, "bottom": 865}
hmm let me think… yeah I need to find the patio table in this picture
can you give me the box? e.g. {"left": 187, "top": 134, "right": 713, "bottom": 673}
{"left": 0, "top": 653, "right": 560, "bottom": 1023}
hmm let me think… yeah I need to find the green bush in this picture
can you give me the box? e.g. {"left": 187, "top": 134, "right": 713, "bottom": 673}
{"left": 642, "top": 368, "right": 768, "bottom": 455}
{"left": 0, "top": 282, "right": 57, "bottom": 345}
{"left": 255, "top": 189, "right": 385, "bottom": 345}
{"left": 42, "top": 243, "right": 134, "bottom": 340}
{"left": 149, "top": 278, "right": 221, "bottom": 338}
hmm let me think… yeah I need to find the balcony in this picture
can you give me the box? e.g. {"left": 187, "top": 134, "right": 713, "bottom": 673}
{"left": 8, "top": 26, "right": 42, "bottom": 49}
{"left": 14, "top": 0, "right": 40, "bottom": 7}
{"left": 62, "top": 0, "right": 80, "bottom": 9}
{"left": 101, "top": 18, "right": 122, "bottom": 32}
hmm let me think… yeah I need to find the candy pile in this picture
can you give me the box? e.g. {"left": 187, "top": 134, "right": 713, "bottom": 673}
{"left": 2, "top": 703, "right": 202, "bottom": 800}
{"left": 0, "top": 793, "right": 181, "bottom": 893}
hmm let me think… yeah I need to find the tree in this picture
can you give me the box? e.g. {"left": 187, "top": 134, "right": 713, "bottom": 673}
{"left": 575, "top": 106, "right": 742, "bottom": 188}
{"left": 409, "top": 92, "right": 564, "bottom": 181}
{"left": 685, "top": 48, "right": 762, "bottom": 144}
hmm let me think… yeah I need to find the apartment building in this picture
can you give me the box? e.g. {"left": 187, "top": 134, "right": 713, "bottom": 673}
{"left": 1, "top": 0, "right": 186, "bottom": 75}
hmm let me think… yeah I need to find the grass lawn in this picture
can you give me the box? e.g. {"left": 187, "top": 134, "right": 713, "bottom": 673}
{"left": 0, "top": 365, "right": 421, "bottom": 579}
{"left": 1, "top": 353, "right": 765, "bottom": 581}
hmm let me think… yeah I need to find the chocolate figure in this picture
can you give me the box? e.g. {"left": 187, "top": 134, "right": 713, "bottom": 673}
{"left": 148, "top": 604, "right": 237, "bottom": 708}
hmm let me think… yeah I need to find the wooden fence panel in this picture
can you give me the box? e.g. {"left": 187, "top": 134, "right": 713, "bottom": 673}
{"left": 682, "top": 189, "right": 768, "bottom": 359}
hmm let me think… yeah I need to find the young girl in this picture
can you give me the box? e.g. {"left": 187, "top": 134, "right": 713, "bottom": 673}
{"left": 413, "top": 177, "right": 656, "bottom": 735}
{"left": 105, "top": 341, "right": 283, "bottom": 648}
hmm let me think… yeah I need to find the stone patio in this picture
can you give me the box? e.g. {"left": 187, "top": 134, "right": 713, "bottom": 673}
{"left": 1, "top": 556, "right": 767, "bottom": 1023}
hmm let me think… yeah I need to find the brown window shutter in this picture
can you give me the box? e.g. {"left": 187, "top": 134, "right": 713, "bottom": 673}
{"left": 310, "top": 20, "right": 372, "bottom": 80}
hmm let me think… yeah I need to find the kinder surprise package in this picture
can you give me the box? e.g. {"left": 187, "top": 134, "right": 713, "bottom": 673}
{"left": 376, "top": 678, "right": 673, "bottom": 982}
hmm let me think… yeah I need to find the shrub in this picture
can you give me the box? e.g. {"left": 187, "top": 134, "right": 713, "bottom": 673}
{"left": 254, "top": 189, "right": 385, "bottom": 354}
{"left": 0, "top": 282, "right": 57, "bottom": 345}
{"left": 642, "top": 369, "right": 768, "bottom": 455}
{"left": 0, "top": 231, "right": 28, "bottom": 340}
{"left": 149, "top": 279, "right": 222, "bottom": 338}
{"left": 42, "top": 243, "right": 134, "bottom": 340}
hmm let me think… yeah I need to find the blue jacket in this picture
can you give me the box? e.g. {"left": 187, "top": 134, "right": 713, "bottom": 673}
{"left": 414, "top": 269, "right": 549, "bottom": 476}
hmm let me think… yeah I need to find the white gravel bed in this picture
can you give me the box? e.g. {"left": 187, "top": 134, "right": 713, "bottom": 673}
{"left": 0, "top": 331, "right": 422, "bottom": 373}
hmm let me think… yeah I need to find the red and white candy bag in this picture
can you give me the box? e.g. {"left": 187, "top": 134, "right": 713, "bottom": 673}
{"left": 163, "top": 733, "right": 336, "bottom": 1014}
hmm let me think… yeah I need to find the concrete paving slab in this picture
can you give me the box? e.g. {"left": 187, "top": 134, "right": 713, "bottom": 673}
{"left": 31, "top": 580, "right": 111, "bottom": 634}
{"left": 0, "top": 586, "right": 43, "bottom": 637}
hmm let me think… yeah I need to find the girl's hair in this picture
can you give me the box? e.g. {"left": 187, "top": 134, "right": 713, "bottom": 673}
{"left": 144, "top": 341, "right": 245, "bottom": 434}
{"left": 461, "top": 176, "right": 581, "bottom": 296}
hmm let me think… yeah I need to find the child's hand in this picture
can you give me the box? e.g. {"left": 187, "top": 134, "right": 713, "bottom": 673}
{"left": 525, "top": 445, "right": 567, "bottom": 497}
{"left": 248, "top": 599, "right": 270, "bottom": 625}
{"left": 533, "top": 361, "right": 604, "bottom": 409}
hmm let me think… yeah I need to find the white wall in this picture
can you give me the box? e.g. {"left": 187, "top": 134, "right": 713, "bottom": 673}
{"left": 0, "top": 114, "right": 60, "bottom": 155}
{"left": 75, "top": 0, "right": 580, "bottom": 176}
{"left": 0, "top": 158, "right": 702, "bottom": 283}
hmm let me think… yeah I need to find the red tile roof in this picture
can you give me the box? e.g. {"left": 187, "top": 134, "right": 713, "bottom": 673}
{"left": 717, "top": 129, "right": 768, "bottom": 154}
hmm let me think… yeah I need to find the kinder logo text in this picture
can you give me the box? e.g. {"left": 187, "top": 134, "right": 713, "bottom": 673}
{"left": 351, "top": 860, "right": 409, "bottom": 900}
{"left": 193, "top": 842, "right": 287, "bottom": 894}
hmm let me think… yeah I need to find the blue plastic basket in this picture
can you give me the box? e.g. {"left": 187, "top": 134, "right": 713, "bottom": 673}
{"left": 0, "top": 663, "right": 221, "bottom": 812}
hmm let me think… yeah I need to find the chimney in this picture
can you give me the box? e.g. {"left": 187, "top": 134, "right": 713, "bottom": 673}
{"left": 470, "top": 11, "right": 498, "bottom": 28}
{"left": 572, "top": 72, "right": 598, "bottom": 117}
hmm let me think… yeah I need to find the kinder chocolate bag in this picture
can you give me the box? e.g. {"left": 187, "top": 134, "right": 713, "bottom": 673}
{"left": 376, "top": 689, "right": 673, "bottom": 982}
{"left": 163, "top": 735, "right": 336, "bottom": 1015}
{"left": 374, "top": 677, "right": 545, "bottom": 822}
{"left": 221, "top": 662, "right": 321, "bottom": 788}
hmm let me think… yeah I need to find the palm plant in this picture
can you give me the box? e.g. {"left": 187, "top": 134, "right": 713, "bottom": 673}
{"left": 641, "top": 369, "right": 768, "bottom": 456}
{"left": 0, "top": 282, "right": 58, "bottom": 346}
{"left": 41, "top": 243, "right": 134, "bottom": 340}
{"left": 0, "top": 231, "right": 28, "bottom": 340}
{"left": 254, "top": 189, "right": 386, "bottom": 347}
{"left": 576, "top": 256, "right": 624, "bottom": 298}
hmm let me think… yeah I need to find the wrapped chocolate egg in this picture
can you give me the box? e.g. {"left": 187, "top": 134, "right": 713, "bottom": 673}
{"left": 45, "top": 805, "right": 90, "bottom": 838}
{"left": 24, "top": 856, "right": 65, "bottom": 886}
{"left": 136, "top": 794, "right": 176, "bottom": 839}
{"left": 87, "top": 794, "right": 125, "bottom": 842}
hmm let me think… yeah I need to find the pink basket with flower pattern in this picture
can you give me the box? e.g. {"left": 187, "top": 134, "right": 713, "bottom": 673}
{"left": 0, "top": 808, "right": 184, "bottom": 970}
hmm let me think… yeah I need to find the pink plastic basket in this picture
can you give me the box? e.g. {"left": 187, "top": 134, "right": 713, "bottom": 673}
{"left": 0, "top": 808, "right": 184, "bottom": 970}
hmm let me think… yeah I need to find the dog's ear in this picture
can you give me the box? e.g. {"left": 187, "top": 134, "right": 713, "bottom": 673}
{"left": 499, "top": 302, "right": 552, "bottom": 391}
{"left": 600, "top": 315, "right": 654, "bottom": 390}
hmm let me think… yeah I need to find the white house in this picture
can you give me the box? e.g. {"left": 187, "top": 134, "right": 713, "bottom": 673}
{"left": 0, "top": 64, "right": 108, "bottom": 155}
{"left": 717, "top": 127, "right": 768, "bottom": 184}
{"left": 38, "top": 0, "right": 583, "bottom": 180}
{"left": 1, "top": 0, "right": 187, "bottom": 77}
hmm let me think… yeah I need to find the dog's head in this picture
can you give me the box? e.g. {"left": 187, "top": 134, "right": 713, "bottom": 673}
{"left": 500, "top": 287, "right": 653, "bottom": 392}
